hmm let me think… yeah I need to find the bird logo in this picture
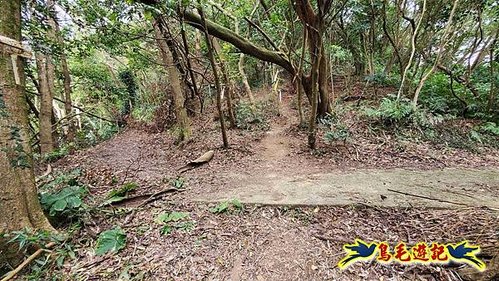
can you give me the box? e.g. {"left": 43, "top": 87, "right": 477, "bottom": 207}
{"left": 446, "top": 241, "right": 486, "bottom": 271}
{"left": 338, "top": 239, "right": 378, "bottom": 269}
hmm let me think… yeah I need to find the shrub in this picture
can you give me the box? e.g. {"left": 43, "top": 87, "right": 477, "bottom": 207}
{"left": 155, "top": 211, "right": 195, "bottom": 235}
{"left": 364, "top": 73, "right": 398, "bottom": 87}
{"left": 479, "top": 122, "right": 499, "bottom": 136}
{"left": 365, "top": 97, "right": 414, "bottom": 126}
{"left": 235, "top": 101, "right": 269, "bottom": 131}
{"left": 38, "top": 169, "right": 88, "bottom": 222}
{"left": 319, "top": 113, "right": 350, "bottom": 144}
{"left": 43, "top": 146, "right": 70, "bottom": 163}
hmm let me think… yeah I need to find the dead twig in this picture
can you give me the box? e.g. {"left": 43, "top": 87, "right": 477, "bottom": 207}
{"left": 1, "top": 242, "right": 56, "bottom": 281}
{"left": 137, "top": 188, "right": 184, "bottom": 207}
{"left": 387, "top": 188, "right": 470, "bottom": 206}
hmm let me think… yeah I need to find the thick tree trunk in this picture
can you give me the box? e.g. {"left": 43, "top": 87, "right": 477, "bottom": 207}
{"left": 292, "top": 0, "right": 330, "bottom": 148}
{"left": 0, "top": 0, "right": 54, "bottom": 269}
{"left": 154, "top": 19, "right": 191, "bottom": 141}
{"left": 293, "top": 0, "right": 331, "bottom": 123}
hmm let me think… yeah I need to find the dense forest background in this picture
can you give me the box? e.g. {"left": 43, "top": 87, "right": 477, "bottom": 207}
{"left": 15, "top": 0, "right": 499, "bottom": 154}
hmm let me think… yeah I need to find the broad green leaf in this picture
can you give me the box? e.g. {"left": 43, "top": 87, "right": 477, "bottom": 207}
{"left": 156, "top": 212, "right": 189, "bottom": 224}
{"left": 95, "top": 227, "right": 127, "bottom": 255}
{"left": 209, "top": 201, "right": 229, "bottom": 214}
{"left": 52, "top": 200, "right": 68, "bottom": 212}
{"left": 67, "top": 196, "right": 82, "bottom": 208}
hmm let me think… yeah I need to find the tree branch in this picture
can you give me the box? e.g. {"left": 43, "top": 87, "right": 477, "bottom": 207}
{"left": 182, "top": 10, "right": 294, "bottom": 73}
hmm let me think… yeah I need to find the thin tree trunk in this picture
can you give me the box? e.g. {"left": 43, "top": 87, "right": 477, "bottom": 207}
{"left": 308, "top": 47, "right": 321, "bottom": 149}
{"left": 212, "top": 38, "right": 236, "bottom": 128}
{"left": 0, "top": 0, "right": 54, "bottom": 266}
{"left": 294, "top": 27, "right": 308, "bottom": 126}
{"left": 154, "top": 18, "right": 191, "bottom": 142}
{"left": 199, "top": 6, "right": 228, "bottom": 148}
{"left": 35, "top": 53, "right": 54, "bottom": 154}
{"left": 413, "top": 0, "right": 459, "bottom": 107}
{"left": 47, "top": 0, "right": 75, "bottom": 141}
{"left": 488, "top": 35, "right": 497, "bottom": 112}
{"left": 178, "top": 12, "right": 203, "bottom": 113}
{"left": 239, "top": 54, "right": 255, "bottom": 104}
{"left": 397, "top": 0, "right": 426, "bottom": 101}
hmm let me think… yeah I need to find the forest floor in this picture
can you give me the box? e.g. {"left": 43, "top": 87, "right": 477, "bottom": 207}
{"left": 42, "top": 87, "right": 499, "bottom": 280}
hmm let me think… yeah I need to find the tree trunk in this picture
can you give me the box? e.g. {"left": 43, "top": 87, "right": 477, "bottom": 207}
{"left": 0, "top": 0, "right": 54, "bottom": 269}
{"left": 212, "top": 38, "right": 236, "bottom": 128}
{"left": 239, "top": 54, "right": 255, "bottom": 105}
{"left": 199, "top": 7, "right": 228, "bottom": 148}
{"left": 47, "top": 0, "right": 75, "bottom": 141}
{"left": 397, "top": 0, "right": 426, "bottom": 100}
{"left": 293, "top": 0, "right": 331, "bottom": 123}
{"left": 412, "top": 0, "right": 459, "bottom": 107}
{"left": 35, "top": 53, "right": 54, "bottom": 154}
{"left": 488, "top": 35, "right": 497, "bottom": 112}
{"left": 178, "top": 14, "right": 202, "bottom": 113}
{"left": 292, "top": 0, "right": 330, "bottom": 148}
{"left": 154, "top": 18, "right": 191, "bottom": 142}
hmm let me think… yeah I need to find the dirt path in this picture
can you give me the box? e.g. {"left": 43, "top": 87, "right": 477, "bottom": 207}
{"left": 64, "top": 96, "right": 499, "bottom": 210}
{"left": 193, "top": 98, "right": 499, "bottom": 209}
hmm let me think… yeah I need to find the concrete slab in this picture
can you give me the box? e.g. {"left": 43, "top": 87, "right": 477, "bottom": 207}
{"left": 194, "top": 168, "right": 499, "bottom": 209}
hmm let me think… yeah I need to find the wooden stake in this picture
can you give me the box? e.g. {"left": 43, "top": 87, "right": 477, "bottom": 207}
{"left": 11, "top": 54, "right": 20, "bottom": 85}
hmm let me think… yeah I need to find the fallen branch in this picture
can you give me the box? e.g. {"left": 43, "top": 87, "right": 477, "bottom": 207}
{"left": 387, "top": 188, "right": 468, "bottom": 206}
{"left": 178, "top": 150, "right": 215, "bottom": 174}
{"left": 137, "top": 187, "right": 183, "bottom": 207}
{"left": 1, "top": 242, "right": 56, "bottom": 281}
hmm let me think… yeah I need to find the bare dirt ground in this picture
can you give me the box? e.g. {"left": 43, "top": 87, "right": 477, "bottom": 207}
{"left": 47, "top": 92, "right": 499, "bottom": 280}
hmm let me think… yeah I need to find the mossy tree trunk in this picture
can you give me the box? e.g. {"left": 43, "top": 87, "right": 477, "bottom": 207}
{"left": 0, "top": 0, "right": 54, "bottom": 269}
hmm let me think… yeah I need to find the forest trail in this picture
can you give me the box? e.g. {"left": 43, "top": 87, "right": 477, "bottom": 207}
{"left": 53, "top": 95, "right": 499, "bottom": 280}
{"left": 193, "top": 97, "right": 499, "bottom": 210}
{"left": 65, "top": 95, "right": 499, "bottom": 211}
{"left": 257, "top": 97, "right": 295, "bottom": 163}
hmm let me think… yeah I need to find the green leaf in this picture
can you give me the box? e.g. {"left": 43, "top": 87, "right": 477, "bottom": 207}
{"left": 177, "top": 221, "right": 196, "bottom": 232}
{"left": 107, "top": 182, "right": 138, "bottom": 199}
{"left": 209, "top": 201, "right": 229, "bottom": 214}
{"left": 160, "top": 225, "right": 173, "bottom": 235}
{"left": 95, "top": 227, "right": 127, "bottom": 255}
{"left": 52, "top": 200, "right": 68, "bottom": 212}
{"left": 231, "top": 199, "right": 243, "bottom": 210}
{"left": 67, "top": 196, "right": 82, "bottom": 208}
{"left": 156, "top": 211, "right": 189, "bottom": 224}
